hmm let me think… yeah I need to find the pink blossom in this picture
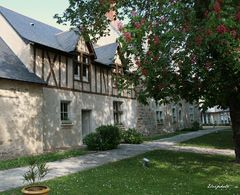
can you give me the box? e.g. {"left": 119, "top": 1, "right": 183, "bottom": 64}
{"left": 123, "top": 32, "right": 132, "bottom": 42}
{"left": 230, "top": 30, "right": 237, "bottom": 38}
{"left": 206, "top": 29, "right": 213, "bottom": 36}
{"left": 216, "top": 24, "right": 227, "bottom": 34}
{"left": 134, "top": 22, "right": 141, "bottom": 29}
{"left": 135, "top": 60, "right": 141, "bottom": 67}
{"left": 213, "top": 1, "right": 221, "bottom": 14}
{"left": 153, "top": 56, "right": 159, "bottom": 62}
{"left": 205, "top": 62, "right": 213, "bottom": 70}
{"left": 182, "top": 23, "right": 190, "bottom": 33}
{"left": 190, "top": 54, "right": 197, "bottom": 64}
{"left": 117, "top": 21, "right": 124, "bottom": 31}
{"left": 131, "top": 10, "right": 137, "bottom": 17}
{"left": 154, "top": 36, "right": 159, "bottom": 45}
{"left": 204, "top": 10, "right": 209, "bottom": 18}
{"left": 141, "top": 68, "right": 148, "bottom": 76}
{"left": 195, "top": 36, "right": 203, "bottom": 46}
{"left": 141, "top": 18, "right": 145, "bottom": 25}
{"left": 236, "top": 11, "right": 240, "bottom": 22}
{"left": 160, "top": 16, "right": 167, "bottom": 23}
{"left": 146, "top": 50, "right": 152, "bottom": 56}
{"left": 170, "top": 0, "right": 177, "bottom": 4}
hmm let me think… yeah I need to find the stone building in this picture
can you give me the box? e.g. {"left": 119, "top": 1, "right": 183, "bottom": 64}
{"left": 201, "top": 107, "right": 231, "bottom": 126}
{"left": 136, "top": 100, "right": 200, "bottom": 135}
{"left": 0, "top": 6, "right": 136, "bottom": 159}
{"left": 0, "top": 6, "right": 200, "bottom": 159}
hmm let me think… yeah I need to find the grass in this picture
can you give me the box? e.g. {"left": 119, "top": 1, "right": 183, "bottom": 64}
{"left": 179, "top": 129, "right": 234, "bottom": 150}
{"left": 143, "top": 128, "right": 197, "bottom": 141}
{"left": 0, "top": 148, "right": 91, "bottom": 171}
{"left": 3, "top": 149, "right": 239, "bottom": 195}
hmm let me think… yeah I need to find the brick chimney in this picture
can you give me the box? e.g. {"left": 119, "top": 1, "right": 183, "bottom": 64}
{"left": 99, "top": 0, "right": 121, "bottom": 31}
{"left": 105, "top": 9, "right": 116, "bottom": 21}
{"left": 104, "top": 0, "right": 116, "bottom": 21}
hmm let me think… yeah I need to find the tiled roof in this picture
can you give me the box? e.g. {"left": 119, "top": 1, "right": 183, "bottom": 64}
{"left": 0, "top": 6, "right": 115, "bottom": 66}
{"left": 0, "top": 37, "right": 45, "bottom": 84}
{"left": 94, "top": 43, "right": 118, "bottom": 66}
{"left": 0, "top": 6, "right": 79, "bottom": 52}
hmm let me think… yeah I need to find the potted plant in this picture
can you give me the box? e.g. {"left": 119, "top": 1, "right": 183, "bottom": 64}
{"left": 21, "top": 158, "right": 50, "bottom": 195}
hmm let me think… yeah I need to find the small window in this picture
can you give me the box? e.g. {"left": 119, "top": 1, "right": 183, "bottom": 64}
{"left": 189, "top": 106, "right": 194, "bottom": 122}
{"left": 74, "top": 55, "right": 81, "bottom": 80}
{"left": 60, "top": 101, "right": 71, "bottom": 123}
{"left": 113, "top": 101, "right": 123, "bottom": 124}
{"left": 156, "top": 111, "right": 164, "bottom": 124}
{"left": 178, "top": 110, "right": 182, "bottom": 122}
{"left": 74, "top": 62, "right": 80, "bottom": 79}
{"left": 73, "top": 54, "right": 90, "bottom": 82}
{"left": 82, "top": 55, "right": 90, "bottom": 82}
{"left": 172, "top": 108, "right": 176, "bottom": 123}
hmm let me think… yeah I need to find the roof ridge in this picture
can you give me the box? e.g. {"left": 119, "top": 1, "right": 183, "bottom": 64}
{"left": 0, "top": 6, "right": 63, "bottom": 33}
{"left": 95, "top": 42, "right": 118, "bottom": 49}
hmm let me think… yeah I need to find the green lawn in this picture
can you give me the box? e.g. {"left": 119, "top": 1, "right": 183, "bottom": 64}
{"left": 0, "top": 148, "right": 91, "bottom": 171}
{"left": 179, "top": 129, "right": 234, "bottom": 150}
{"left": 143, "top": 129, "right": 197, "bottom": 141}
{"left": 2, "top": 150, "right": 239, "bottom": 195}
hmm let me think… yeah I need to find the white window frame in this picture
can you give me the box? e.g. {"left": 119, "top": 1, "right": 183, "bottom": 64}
{"left": 73, "top": 54, "right": 90, "bottom": 82}
{"left": 82, "top": 55, "right": 90, "bottom": 82}
{"left": 113, "top": 101, "right": 123, "bottom": 124}
{"left": 60, "top": 101, "right": 72, "bottom": 124}
{"left": 74, "top": 55, "right": 81, "bottom": 80}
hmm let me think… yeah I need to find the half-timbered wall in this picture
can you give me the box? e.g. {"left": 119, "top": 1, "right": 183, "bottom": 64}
{"left": 31, "top": 38, "right": 135, "bottom": 99}
{"left": 28, "top": 37, "right": 137, "bottom": 151}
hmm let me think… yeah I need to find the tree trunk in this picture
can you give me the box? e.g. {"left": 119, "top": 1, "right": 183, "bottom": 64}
{"left": 229, "top": 96, "right": 240, "bottom": 163}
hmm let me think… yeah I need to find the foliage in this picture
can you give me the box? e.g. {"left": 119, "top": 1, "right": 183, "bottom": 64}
{"left": 56, "top": 0, "right": 240, "bottom": 161}
{"left": 23, "top": 158, "right": 49, "bottom": 185}
{"left": 55, "top": 0, "right": 240, "bottom": 108}
{"left": 121, "top": 128, "right": 143, "bottom": 144}
{"left": 83, "top": 132, "right": 101, "bottom": 150}
{"left": 0, "top": 148, "right": 88, "bottom": 171}
{"left": 179, "top": 129, "right": 234, "bottom": 149}
{"left": 83, "top": 125, "right": 121, "bottom": 150}
{"left": 191, "top": 121, "right": 202, "bottom": 131}
{"left": 4, "top": 150, "right": 239, "bottom": 194}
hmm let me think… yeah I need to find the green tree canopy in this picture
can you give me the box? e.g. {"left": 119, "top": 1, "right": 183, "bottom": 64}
{"left": 56, "top": 0, "right": 240, "bottom": 162}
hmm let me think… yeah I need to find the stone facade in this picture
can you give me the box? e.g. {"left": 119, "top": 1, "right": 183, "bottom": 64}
{"left": 42, "top": 88, "right": 137, "bottom": 151}
{"left": 137, "top": 100, "right": 201, "bottom": 135}
{"left": 201, "top": 107, "right": 231, "bottom": 125}
{"left": 0, "top": 6, "right": 200, "bottom": 160}
{"left": 0, "top": 6, "right": 137, "bottom": 159}
{"left": 0, "top": 80, "right": 43, "bottom": 159}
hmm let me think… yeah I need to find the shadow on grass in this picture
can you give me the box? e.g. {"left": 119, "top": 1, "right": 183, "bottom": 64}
{"left": 2, "top": 150, "right": 239, "bottom": 195}
{"left": 179, "top": 130, "right": 234, "bottom": 150}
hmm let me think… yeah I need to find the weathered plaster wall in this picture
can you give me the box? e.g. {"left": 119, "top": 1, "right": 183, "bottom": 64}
{"left": 0, "top": 80, "right": 43, "bottom": 159}
{"left": 43, "top": 88, "right": 137, "bottom": 151}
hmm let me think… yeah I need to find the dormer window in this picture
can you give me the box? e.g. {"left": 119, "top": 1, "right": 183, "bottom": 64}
{"left": 73, "top": 53, "right": 90, "bottom": 82}
{"left": 82, "top": 55, "right": 89, "bottom": 82}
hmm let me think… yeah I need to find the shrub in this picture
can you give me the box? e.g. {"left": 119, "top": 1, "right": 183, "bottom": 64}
{"left": 191, "top": 121, "right": 202, "bottom": 131}
{"left": 121, "top": 128, "right": 143, "bottom": 144}
{"left": 83, "top": 125, "right": 121, "bottom": 151}
{"left": 83, "top": 133, "right": 101, "bottom": 150}
{"left": 180, "top": 128, "right": 193, "bottom": 132}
